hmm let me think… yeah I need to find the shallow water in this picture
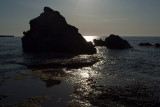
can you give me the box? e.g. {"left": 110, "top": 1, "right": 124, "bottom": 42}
{"left": 0, "top": 36, "right": 160, "bottom": 106}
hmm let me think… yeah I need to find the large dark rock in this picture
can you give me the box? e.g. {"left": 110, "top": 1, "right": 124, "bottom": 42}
{"left": 22, "top": 7, "right": 96, "bottom": 54}
{"left": 93, "top": 34, "right": 132, "bottom": 49}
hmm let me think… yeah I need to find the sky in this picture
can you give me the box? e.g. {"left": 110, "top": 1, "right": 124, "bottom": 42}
{"left": 0, "top": 0, "right": 160, "bottom": 36}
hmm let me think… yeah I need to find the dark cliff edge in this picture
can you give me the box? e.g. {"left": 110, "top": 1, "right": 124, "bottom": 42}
{"left": 22, "top": 7, "right": 96, "bottom": 55}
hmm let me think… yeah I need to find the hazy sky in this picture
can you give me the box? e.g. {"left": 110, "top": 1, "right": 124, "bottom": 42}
{"left": 0, "top": 0, "right": 160, "bottom": 36}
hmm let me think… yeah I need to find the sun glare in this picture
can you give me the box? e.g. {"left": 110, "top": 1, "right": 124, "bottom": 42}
{"left": 83, "top": 36, "right": 98, "bottom": 42}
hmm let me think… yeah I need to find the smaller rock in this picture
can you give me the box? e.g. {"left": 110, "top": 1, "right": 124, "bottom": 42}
{"left": 139, "top": 43, "right": 153, "bottom": 46}
{"left": 105, "top": 34, "right": 132, "bottom": 49}
{"left": 93, "top": 39, "right": 105, "bottom": 46}
{"left": 93, "top": 34, "right": 132, "bottom": 49}
{"left": 154, "top": 43, "right": 160, "bottom": 47}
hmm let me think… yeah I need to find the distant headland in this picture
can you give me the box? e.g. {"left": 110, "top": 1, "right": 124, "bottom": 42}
{"left": 0, "top": 35, "right": 14, "bottom": 37}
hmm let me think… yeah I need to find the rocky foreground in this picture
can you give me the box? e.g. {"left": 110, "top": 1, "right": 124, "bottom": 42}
{"left": 0, "top": 54, "right": 160, "bottom": 106}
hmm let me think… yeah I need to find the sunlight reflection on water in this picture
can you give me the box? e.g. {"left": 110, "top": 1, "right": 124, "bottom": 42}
{"left": 69, "top": 66, "right": 102, "bottom": 81}
{"left": 80, "top": 72, "right": 90, "bottom": 78}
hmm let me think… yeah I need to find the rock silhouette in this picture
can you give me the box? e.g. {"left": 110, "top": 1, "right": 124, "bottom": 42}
{"left": 105, "top": 34, "right": 132, "bottom": 49}
{"left": 22, "top": 7, "right": 96, "bottom": 54}
{"left": 93, "top": 39, "right": 105, "bottom": 46}
{"left": 94, "top": 34, "right": 132, "bottom": 49}
{"left": 154, "top": 43, "right": 160, "bottom": 47}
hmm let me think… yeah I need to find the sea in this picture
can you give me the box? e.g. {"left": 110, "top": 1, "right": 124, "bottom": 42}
{"left": 0, "top": 36, "right": 160, "bottom": 106}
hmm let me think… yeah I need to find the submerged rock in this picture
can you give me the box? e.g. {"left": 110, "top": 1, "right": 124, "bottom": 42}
{"left": 22, "top": 7, "right": 96, "bottom": 54}
{"left": 139, "top": 43, "right": 153, "bottom": 46}
{"left": 0, "top": 94, "right": 10, "bottom": 100}
{"left": 28, "top": 55, "right": 102, "bottom": 70}
{"left": 93, "top": 34, "right": 132, "bottom": 49}
{"left": 45, "top": 79, "right": 61, "bottom": 88}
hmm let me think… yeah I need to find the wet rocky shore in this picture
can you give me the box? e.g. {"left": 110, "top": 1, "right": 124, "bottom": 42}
{"left": 0, "top": 53, "right": 160, "bottom": 107}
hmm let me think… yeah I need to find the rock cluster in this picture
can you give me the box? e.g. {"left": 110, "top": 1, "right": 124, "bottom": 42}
{"left": 139, "top": 43, "right": 160, "bottom": 47}
{"left": 22, "top": 7, "right": 96, "bottom": 54}
{"left": 94, "top": 34, "right": 132, "bottom": 49}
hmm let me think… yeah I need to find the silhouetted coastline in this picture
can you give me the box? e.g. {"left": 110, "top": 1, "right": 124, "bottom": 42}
{"left": 139, "top": 42, "right": 160, "bottom": 47}
{"left": 0, "top": 35, "right": 14, "bottom": 37}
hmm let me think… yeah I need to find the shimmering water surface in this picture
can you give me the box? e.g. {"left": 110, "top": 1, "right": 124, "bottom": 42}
{"left": 0, "top": 36, "right": 160, "bottom": 106}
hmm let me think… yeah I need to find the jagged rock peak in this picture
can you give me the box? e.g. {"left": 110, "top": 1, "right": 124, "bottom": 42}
{"left": 43, "top": 7, "right": 60, "bottom": 15}
{"left": 44, "top": 7, "right": 54, "bottom": 12}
